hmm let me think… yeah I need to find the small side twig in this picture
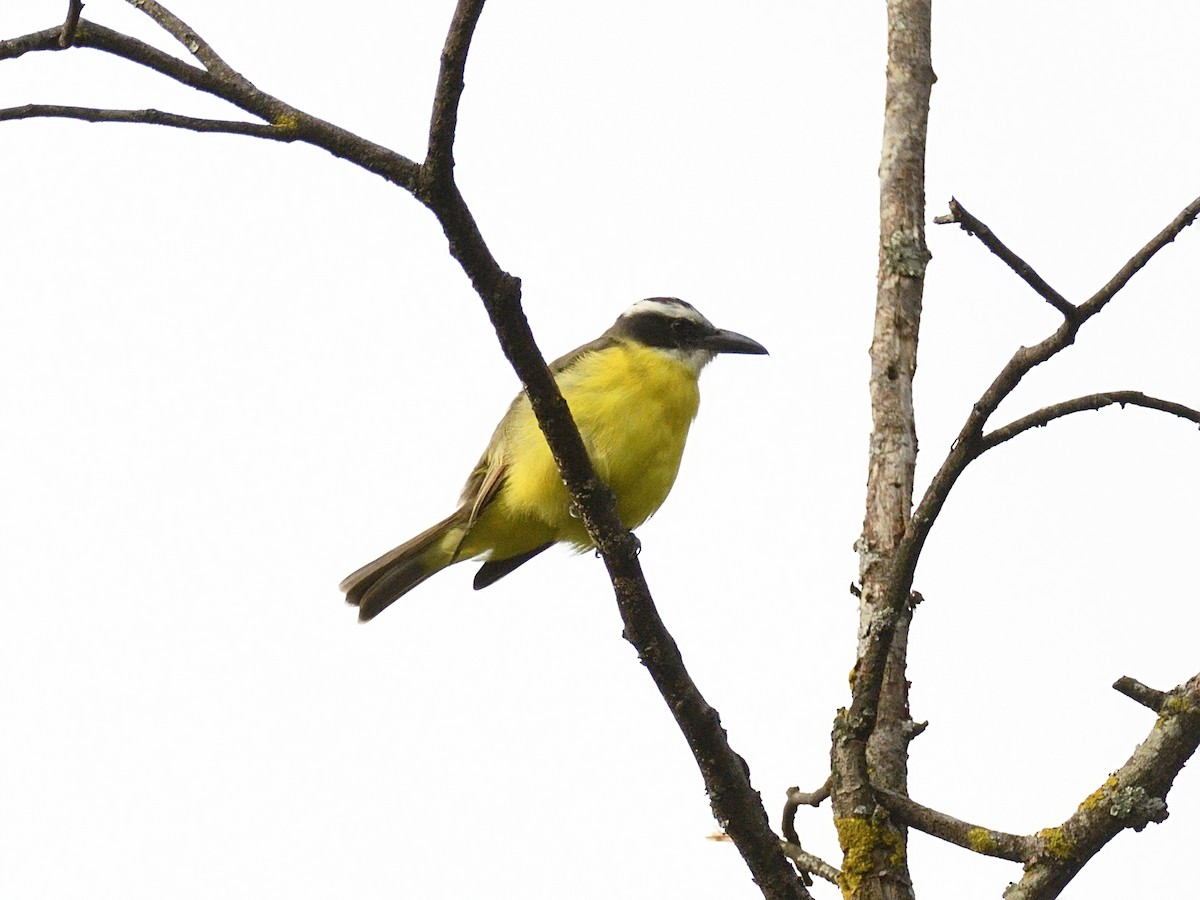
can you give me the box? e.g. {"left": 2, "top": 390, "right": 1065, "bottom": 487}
{"left": 782, "top": 779, "right": 831, "bottom": 844}
{"left": 1113, "top": 676, "right": 1168, "bottom": 713}
{"left": 58, "top": 0, "right": 83, "bottom": 47}
{"left": 935, "top": 197, "right": 1076, "bottom": 319}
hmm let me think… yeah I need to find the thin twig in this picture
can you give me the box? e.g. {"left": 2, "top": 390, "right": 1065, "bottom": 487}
{"left": 936, "top": 198, "right": 1076, "bottom": 319}
{"left": 780, "top": 841, "right": 842, "bottom": 886}
{"left": 874, "top": 788, "right": 1030, "bottom": 863}
{"left": 982, "top": 391, "right": 1200, "bottom": 450}
{"left": 782, "top": 779, "right": 831, "bottom": 845}
{"left": 0, "top": 104, "right": 295, "bottom": 140}
{"left": 58, "top": 0, "right": 84, "bottom": 48}
{"left": 1113, "top": 676, "right": 1168, "bottom": 713}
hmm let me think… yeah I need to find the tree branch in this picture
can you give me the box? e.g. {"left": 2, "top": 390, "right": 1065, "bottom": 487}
{"left": 934, "top": 198, "right": 1076, "bottom": 319}
{"left": 1004, "top": 672, "right": 1200, "bottom": 900}
{"left": 981, "top": 391, "right": 1200, "bottom": 450}
{"left": 1079, "top": 194, "right": 1200, "bottom": 318}
{"left": 0, "top": 103, "right": 296, "bottom": 141}
{"left": 874, "top": 788, "right": 1031, "bottom": 863}
{"left": 0, "top": 20, "right": 422, "bottom": 190}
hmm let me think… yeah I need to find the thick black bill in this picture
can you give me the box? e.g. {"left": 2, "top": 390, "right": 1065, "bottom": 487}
{"left": 703, "top": 327, "right": 769, "bottom": 355}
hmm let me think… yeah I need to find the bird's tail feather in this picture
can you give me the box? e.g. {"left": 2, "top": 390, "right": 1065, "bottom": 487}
{"left": 341, "top": 510, "right": 468, "bottom": 622}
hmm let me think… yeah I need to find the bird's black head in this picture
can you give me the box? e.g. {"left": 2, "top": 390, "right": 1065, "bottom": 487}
{"left": 610, "top": 298, "right": 768, "bottom": 371}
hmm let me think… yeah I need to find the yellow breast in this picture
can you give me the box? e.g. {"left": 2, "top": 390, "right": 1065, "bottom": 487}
{"left": 465, "top": 340, "right": 702, "bottom": 557}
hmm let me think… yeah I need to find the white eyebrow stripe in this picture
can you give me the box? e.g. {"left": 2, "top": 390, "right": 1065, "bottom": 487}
{"left": 621, "top": 298, "right": 712, "bottom": 325}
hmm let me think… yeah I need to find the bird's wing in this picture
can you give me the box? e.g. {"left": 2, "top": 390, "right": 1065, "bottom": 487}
{"left": 456, "top": 333, "right": 620, "bottom": 534}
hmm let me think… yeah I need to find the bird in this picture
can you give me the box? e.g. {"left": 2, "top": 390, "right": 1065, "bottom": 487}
{"left": 341, "top": 297, "right": 768, "bottom": 621}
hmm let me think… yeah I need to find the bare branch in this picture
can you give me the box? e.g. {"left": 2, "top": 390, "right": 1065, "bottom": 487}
{"left": 874, "top": 788, "right": 1031, "bottom": 863}
{"left": 426, "top": 0, "right": 485, "bottom": 181}
{"left": 780, "top": 841, "right": 841, "bottom": 887}
{"left": 982, "top": 391, "right": 1200, "bottom": 450}
{"left": 1005, "top": 672, "right": 1200, "bottom": 900}
{"left": 58, "top": 0, "right": 84, "bottom": 48}
{"left": 935, "top": 198, "right": 1076, "bottom": 319}
{"left": 1113, "top": 677, "right": 1168, "bottom": 713}
{"left": 0, "top": 103, "right": 296, "bottom": 141}
{"left": 1, "top": 21, "right": 421, "bottom": 190}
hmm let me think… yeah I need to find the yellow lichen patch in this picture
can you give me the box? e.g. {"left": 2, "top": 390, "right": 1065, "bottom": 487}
{"left": 966, "top": 827, "right": 998, "bottom": 854}
{"left": 835, "top": 817, "right": 906, "bottom": 899}
{"left": 1161, "top": 694, "right": 1198, "bottom": 719}
{"left": 1036, "top": 827, "right": 1074, "bottom": 860}
{"left": 1078, "top": 776, "right": 1119, "bottom": 812}
{"left": 272, "top": 113, "right": 301, "bottom": 133}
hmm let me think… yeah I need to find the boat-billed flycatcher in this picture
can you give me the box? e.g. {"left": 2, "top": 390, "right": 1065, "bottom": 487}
{"left": 341, "top": 297, "right": 767, "bottom": 621}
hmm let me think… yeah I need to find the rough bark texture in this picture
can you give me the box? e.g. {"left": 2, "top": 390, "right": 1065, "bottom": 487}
{"left": 831, "top": 2, "right": 932, "bottom": 898}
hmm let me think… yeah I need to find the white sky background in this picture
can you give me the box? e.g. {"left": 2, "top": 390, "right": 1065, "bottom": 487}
{"left": 2, "top": 2, "right": 1198, "bottom": 898}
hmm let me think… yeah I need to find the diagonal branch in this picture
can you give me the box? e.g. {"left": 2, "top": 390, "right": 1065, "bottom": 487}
{"left": 1005, "top": 672, "right": 1200, "bottom": 900}
{"left": 982, "top": 391, "right": 1200, "bottom": 450}
{"left": 0, "top": 103, "right": 297, "bottom": 141}
{"left": 935, "top": 198, "right": 1076, "bottom": 319}
{"left": 1079, "top": 194, "right": 1200, "bottom": 318}
{"left": 409, "top": 6, "right": 808, "bottom": 897}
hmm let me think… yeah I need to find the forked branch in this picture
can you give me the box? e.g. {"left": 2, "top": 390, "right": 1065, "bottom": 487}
{"left": 0, "top": 2, "right": 807, "bottom": 897}
{"left": 898, "top": 194, "right": 1200, "bottom": 587}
